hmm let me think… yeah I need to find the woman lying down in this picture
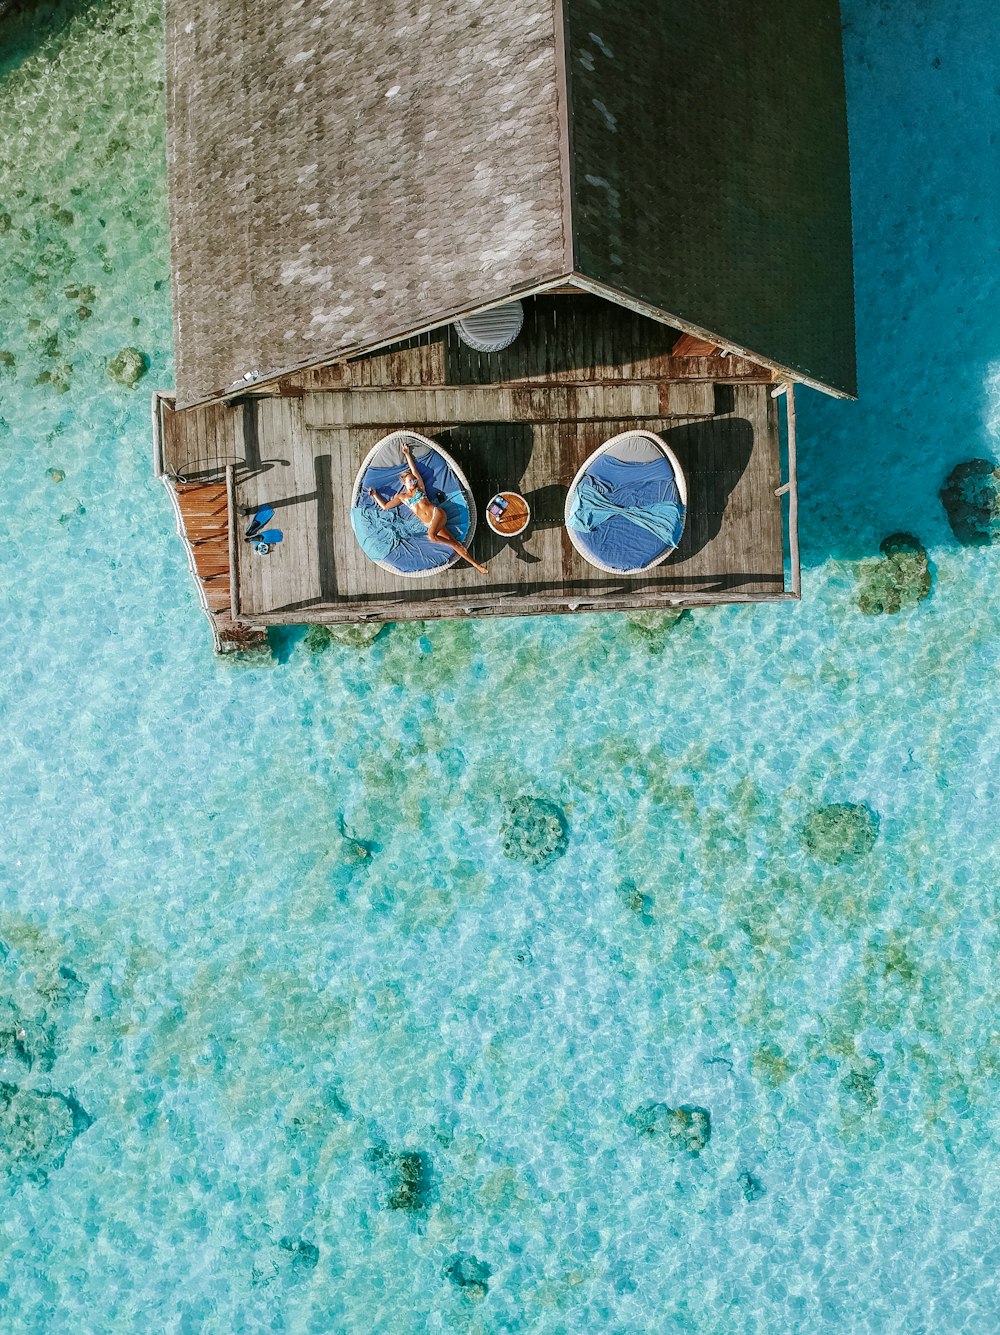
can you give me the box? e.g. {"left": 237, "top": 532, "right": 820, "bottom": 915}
{"left": 367, "top": 440, "right": 488, "bottom": 574}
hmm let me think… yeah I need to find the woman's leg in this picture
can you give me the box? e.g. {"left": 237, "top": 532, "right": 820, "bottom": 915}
{"left": 427, "top": 508, "right": 487, "bottom": 574}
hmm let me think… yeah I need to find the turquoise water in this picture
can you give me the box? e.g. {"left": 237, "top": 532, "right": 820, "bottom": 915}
{"left": 1, "top": 1, "right": 999, "bottom": 1330}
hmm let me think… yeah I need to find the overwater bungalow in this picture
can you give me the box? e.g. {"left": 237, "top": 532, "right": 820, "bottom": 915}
{"left": 153, "top": 0, "right": 855, "bottom": 651}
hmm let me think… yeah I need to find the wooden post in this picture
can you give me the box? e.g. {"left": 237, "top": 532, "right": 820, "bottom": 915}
{"left": 150, "top": 390, "right": 179, "bottom": 478}
{"left": 151, "top": 393, "right": 165, "bottom": 478}
{"left": 786, "top": 385, "right": 801, "bottom": 599}
{"left": 226, "top": 463, "right": 240, "bottom": 621}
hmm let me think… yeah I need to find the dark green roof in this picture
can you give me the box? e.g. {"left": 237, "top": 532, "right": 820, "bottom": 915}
{"left": 564, "top": 0, "right": 856, "bottom": 396}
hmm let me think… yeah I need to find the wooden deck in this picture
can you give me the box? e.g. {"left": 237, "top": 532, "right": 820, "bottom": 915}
{"left": 154, "top": 401, "right": 266, "bottom": 651}
{"left": 158, "top": 396, "right": 247, "bottom": 483}
{"left": 155, "top": 295, "right": 796, "bottom": 636}
{"left": 159, "top": 297, "right": 775, "bottom": 480}
{"left": 231, "top": 382, "right": 785, "bottom": 622}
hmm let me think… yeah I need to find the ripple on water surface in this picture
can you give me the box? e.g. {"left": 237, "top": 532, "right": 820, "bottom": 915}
{"left": 1, "top": 0, "right": 999, "bottom": 1331}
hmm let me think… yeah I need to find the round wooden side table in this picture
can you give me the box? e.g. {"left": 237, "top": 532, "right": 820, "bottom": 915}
{"left": 485, "top": 491, "right": 530, "bottom": 537}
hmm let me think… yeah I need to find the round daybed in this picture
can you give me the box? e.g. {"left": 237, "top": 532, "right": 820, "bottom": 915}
{"left": 350, "top": 431, "right": 477, "bottom": 578}
{"left": 454, "top": 300, "right": 524, "bottom": 353}
{"left": 564, "top": 430, "right": 687, "bottom": 575}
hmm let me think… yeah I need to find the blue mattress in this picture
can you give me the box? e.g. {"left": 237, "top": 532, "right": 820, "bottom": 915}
{"left": 567, "top": 452, "right": 685, "bottom": 572}
{"left": 351, "top": 447, "right": 471, "bottom": 575}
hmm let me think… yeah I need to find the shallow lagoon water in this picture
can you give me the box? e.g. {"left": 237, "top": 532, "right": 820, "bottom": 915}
{"left": 0, "top": 1, "right": 999, "bottom": 1330}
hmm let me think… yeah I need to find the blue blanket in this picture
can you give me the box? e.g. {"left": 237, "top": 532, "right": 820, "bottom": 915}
{"left": 566, "top": 454, "right": 685, "bottom": 571}
{"left": 351, "top": 448, "right": 471, "bottom": 575}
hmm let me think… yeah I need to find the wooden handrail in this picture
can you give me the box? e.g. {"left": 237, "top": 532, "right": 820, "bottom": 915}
{"left": 226, "top": 463, "right": 240, "bottom": 622}
{"left": 786, "top": 385, "right": 801, "bottom": 599}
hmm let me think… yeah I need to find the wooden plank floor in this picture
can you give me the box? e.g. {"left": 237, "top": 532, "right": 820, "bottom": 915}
{"left": 300, "top": 380, "right": 715, "bottom": 429}
{"left": 160, "top": 397, "right": 246, "bottom": 482}
{"left": 164, "top": 295, "right": 773, "bottom": 480}
{"left": 159, "top": 294, "right": 788, "bottom": 628}
{"left": 158, "top": 471, "right": 267, "bottom": 650}
{"left": 173, "top": 481, "right": 231, "bottom": 614}
{"left": 234, "top": 382, "right": 785, "bottom": 621}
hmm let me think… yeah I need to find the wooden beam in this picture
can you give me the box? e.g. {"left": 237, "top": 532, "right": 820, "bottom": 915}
{"left": 250, "top": 591, "right": 799, "bottom": 626}
{"left": 302, "top": 381, "right": 715, "bottom": 429}
{"left": 785, "top": 385, "right": 801, "bottom": 599}
{"left": 226, "top": 463, "right": 240, "bottom": 621}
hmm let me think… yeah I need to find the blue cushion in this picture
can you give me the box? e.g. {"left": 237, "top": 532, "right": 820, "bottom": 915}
{"left": 568, "top": 452, "right": 685, "bottom": 572}
{"left": 351, "top": 448, "right": 471, "bottom": 574}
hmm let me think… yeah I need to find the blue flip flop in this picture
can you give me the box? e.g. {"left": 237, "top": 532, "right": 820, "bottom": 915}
{"left": 254, "top": 529, "right": 283, "bottom": 555}
{"left": 245, "top": 505, "right": 274, "bottom": 539}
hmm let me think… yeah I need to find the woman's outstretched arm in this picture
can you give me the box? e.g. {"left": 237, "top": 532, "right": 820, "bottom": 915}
{"left": 368, "top": 488, "right": 404, "bottom": 510}
{"left": 402, "top": 442, "right": 425, "bottom": 492}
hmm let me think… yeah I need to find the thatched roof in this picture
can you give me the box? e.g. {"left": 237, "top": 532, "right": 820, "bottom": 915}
{"left": 166, "top": 0, "right": 854, "bottom": 407}
{"left": 166, "top": 0, "right": 568, "bottom": 407}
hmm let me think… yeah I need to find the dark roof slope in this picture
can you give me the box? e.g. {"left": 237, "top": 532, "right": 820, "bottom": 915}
{"left": 564, "top": 0, "right": 856, "bottom": 396}
{"left": 166, "top": 1, "right": 569, "bottom": 407}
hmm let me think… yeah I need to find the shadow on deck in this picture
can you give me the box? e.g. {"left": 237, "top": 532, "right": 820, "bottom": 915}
{"left": 155, "top": 294, "right": 795, "bottom": 635}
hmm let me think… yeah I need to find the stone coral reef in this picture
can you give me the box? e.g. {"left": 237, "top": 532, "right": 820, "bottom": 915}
{"left": 499, "top": 796, "right": 569, "bottom": 868}
{"left": 801, "top": 803, "right": 879, "bottom": 864}
{"left": 855, "top": 533, "right": 931, "bottom": 615}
